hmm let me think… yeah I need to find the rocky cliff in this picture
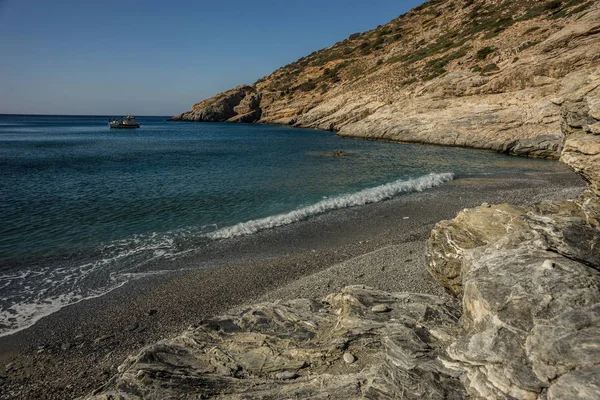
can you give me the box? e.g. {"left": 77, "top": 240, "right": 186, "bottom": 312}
{"left": 170, "top": 0, "right": 600, "bottom": 159}
{"left": 85, "top": 60, "right": 600, "bottom": 399}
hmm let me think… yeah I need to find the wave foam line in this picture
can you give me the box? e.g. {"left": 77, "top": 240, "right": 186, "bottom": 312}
{"left": 209, "top": 172, "right": 454, "bottom": 240}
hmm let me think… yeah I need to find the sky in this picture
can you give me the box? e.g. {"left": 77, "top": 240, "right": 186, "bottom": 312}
{"left": 0, "top": 0, "right": 426, "bottom": 116}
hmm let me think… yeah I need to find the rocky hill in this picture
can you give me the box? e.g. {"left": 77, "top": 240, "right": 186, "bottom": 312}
{"left": 170, "top": 0, "right": 600, "bottom": 159}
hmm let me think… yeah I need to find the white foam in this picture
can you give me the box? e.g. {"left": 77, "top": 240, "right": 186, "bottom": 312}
{"left": 209, "top": 172, "right": 454, "bottom": 239}
{"left": 0, "top": 281, "right": 127, "bottom": 338}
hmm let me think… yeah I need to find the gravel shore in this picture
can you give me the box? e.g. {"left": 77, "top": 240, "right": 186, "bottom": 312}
{"left": 0, "top": 164, "right": 586, "bottom": 400}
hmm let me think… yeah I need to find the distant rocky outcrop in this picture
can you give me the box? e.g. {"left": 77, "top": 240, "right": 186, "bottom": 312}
{"left": 169, "top": 86, "right": 262, "bottom": 123}
{"left": 170, "top": 0, "right": 600, "bottom": 159}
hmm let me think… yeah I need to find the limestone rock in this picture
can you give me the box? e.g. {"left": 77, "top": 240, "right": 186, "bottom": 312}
{"left": 560, "top": 87, "right": 600, "bottom": 195}
{"left": 547, "top": 368, "right": 600, "bottom": 400}
{"left": 425, "top": 93, "right": 600, "bottom": 396}
{"left": 507, "top": 134, "right": 563, "bottom": 158}
{"left": 83, "top": 286, "right": 463, "bottom": 399}
{"left": 426, "top": 203, "right": 529, "bottom": 295}
{"left": 450, "top": 245, "right": 600, "bottom": 399}
{"left": 525, "top": 200, "right": 600, "bottom": 269}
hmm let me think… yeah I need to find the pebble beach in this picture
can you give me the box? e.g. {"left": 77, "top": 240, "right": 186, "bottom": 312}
{"left": 0, "top": 165, "right": 586, "bottom": 400}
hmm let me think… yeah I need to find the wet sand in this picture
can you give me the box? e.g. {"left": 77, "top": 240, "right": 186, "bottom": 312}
{"left": 0, "top": 165, "right": 586, "bottom": 400}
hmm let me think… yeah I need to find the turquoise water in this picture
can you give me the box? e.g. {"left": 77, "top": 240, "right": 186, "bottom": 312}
{"left": 0, "top": 114, "right": 556, "bottom": 335}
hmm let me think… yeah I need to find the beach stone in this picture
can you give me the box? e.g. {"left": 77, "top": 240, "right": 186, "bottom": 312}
{"left": 342, "top": 352, "right": 355, "bottom": 364}
{"left": 371, "top": 304, "right": 391, "bottom": 313}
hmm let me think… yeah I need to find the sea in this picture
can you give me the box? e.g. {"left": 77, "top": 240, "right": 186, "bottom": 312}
{"left": 0, "top": 114, "right": 560, "bottom": 336}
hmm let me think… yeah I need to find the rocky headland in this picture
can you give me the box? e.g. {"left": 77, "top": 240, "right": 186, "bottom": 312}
{"left": 170, "top": 0, "right": 600, "bottom": 160}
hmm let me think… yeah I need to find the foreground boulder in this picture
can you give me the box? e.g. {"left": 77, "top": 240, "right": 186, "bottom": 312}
{"left": 426, "top": 80, "right": 600, "bottom": 399}
{"left": 84, "top": 286, "right": 464, "bottom": 399}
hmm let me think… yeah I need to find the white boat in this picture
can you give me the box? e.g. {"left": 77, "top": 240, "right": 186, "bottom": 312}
{"left": 109, "top": 115, "right": 140, "bottom": 129}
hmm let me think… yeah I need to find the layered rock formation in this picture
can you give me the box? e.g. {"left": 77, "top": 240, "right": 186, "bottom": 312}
{"left": 85, "top": 60, "right": 600, "bottom": 399}
{"left": 171, "top": 0, "right": 600, "bottom": 159}
{"left": 85, "top": 287, "right": 464, "bottom": 399}
{"left": 425, "top": 80, "right": 600, "bottom": 398}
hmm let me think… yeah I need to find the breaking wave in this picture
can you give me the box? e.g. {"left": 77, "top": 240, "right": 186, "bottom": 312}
{"left": 209, "top": 172, "right": 454, "bottom": 239}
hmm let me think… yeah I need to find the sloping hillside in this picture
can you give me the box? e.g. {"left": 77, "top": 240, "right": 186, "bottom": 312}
{"left": 170, "top": 0, "right": 600, "bottom": 158}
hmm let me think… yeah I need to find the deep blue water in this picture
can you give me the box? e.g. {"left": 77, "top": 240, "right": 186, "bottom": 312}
{"left": 0, "top": 114, "right": 559, "bottom": 335}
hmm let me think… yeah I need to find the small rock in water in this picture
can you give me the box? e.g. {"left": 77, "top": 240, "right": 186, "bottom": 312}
{"left": 343, "top": 352, "right": 356, "bottom": 364}
{"left": 61, "top": 342, "right": 71, "bottom": 351}
{"left": 403, "top": 216, "right": 409, "bottom": 220}
{"left": 481, "top": 202, "right": 490, "bottom": 208}
{"left": 372, "top": 304, "right": 391, "bottom": 313}
{"left": 275, "top": 371, "right": 298, "bottom": 380}
{"left": 147, "top": 309, "right": 158, "bottom": 316}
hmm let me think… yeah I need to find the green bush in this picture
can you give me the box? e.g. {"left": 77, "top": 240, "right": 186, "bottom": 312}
{"left": 297, "top": 80, "right": 316, "bottom": 92}
{"left": 545, "top": 0, "right": 563, "bottom": 10}
{"left": 476, "top": 46, "right": 494, "bottom": 60}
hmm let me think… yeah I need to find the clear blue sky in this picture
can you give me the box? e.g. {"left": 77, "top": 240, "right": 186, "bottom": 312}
{"left": 0, "top": 0, "right": 425, "bottom": 116}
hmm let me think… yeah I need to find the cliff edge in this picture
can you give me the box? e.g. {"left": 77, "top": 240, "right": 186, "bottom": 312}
{"left": 170, "top": 0, "right": 600, "bottom": 159}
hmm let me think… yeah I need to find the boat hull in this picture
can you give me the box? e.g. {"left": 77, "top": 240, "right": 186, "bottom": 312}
{"left": 109, "top": 123, "right": 140, "bottom": 129}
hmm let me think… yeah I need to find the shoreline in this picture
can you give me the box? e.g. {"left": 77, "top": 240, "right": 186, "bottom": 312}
{"left": 0, "top": 165, "right": 586, "bottom": 399}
